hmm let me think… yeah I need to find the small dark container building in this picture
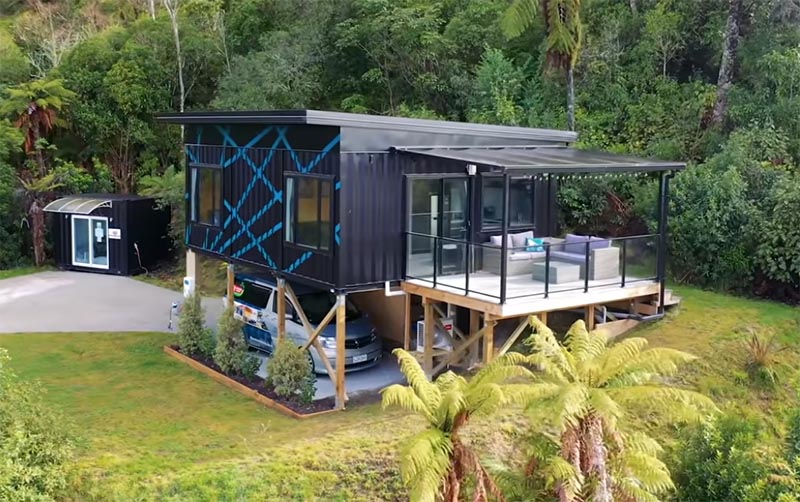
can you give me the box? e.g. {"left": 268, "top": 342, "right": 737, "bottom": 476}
{"left": 45, "top": 194, "right": 171, "bottom": 275}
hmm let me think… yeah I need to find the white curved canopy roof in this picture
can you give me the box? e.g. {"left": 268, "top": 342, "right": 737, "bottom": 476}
{"left": 44, "top": 196, "right": 112, "bottom": 214}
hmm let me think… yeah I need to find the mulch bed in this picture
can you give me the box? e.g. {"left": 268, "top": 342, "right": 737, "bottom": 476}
{"left": 170, "top": 345, "right": 335, "bottom": 414}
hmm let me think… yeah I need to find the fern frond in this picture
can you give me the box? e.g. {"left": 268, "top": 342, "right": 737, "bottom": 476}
{"left": 392, "top": 349, "right": 441, "bottom": 410}
{"left": 401, "top": 429, "right": 452, "bottom": 502}
{"left": 381, "top": 384, "right": 435, "bottom": 422}
{"left": 608, "top": 386, "right": 718, "bottom": 423}
{"left": 501, "top": 0, "right": 540, "bottom": 39}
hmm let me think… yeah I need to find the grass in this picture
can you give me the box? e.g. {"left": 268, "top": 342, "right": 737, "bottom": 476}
{"left": 134, "top": 255, "right": 227, "bottom": 296}
{"left": 0, "top": 331, "right": 411, "bottom": 501}
{"left": 2, "top": 286, "right": 800, "bottom": 500}
{"left": 0, "top": 265, "right": 49, "bottom": 280}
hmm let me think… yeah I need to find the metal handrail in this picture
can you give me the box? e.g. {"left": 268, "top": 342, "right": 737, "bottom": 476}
{"left": 404, "top": 231, "right": 661, "bottom": 304}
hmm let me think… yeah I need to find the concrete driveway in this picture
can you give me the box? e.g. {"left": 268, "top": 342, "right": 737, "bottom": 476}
{"left": 0, "top": 271, "right": 223, "bottom": 333}
{"left": 0, "top": 270, "right": 404, "bottom": 400}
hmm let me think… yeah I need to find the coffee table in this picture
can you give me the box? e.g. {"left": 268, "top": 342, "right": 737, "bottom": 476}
{"left": 531, "top": 260, "right": 581, "bottom": 284}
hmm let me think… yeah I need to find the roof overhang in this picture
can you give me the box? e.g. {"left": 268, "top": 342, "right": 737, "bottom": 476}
{"left": 44, "top": 196, "right": 112, "bottom": 214}
{"left": 155, "top": 110, "right": 579, "bottom": 144}
{"left": 395, "top": 146, "right": 685, "bottom": 174}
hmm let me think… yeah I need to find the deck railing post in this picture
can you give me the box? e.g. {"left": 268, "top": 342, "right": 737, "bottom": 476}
{"left": 432, "top": 236, "right": 438, "bottom": 288}
{"left": 621, "top": 238, "right": 627, "bottom": 288}
{"left": 464, "top": 241, "right": 471, "bottom": 296}
{"left": 544, "top": 244, "right": 551, "bottom": 298}
{"left": 584, "top": 240, "right": 591, "bottom": 293}
{"left": 499, "top": 175, "right": 510, "bottom": 304}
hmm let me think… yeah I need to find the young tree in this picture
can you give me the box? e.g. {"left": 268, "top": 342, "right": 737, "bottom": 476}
{"left": 0, "top": 78, "right": 75, "bottom": 266}
{"left": 644, "top": 1, "right": 685, "bottom": 77}
{"left": 214, "top": 305, "right": 258, "bottom": 376}
{"left": 163, "top": 0, "right": 185, "bottom": 117}
{"left": 502, "top": 0, "right": 585, "bottom": 131}
{"left": 382, "top": 349, "right": 533, "bottom": 502}
{"left": 176, "top": 292, "right": 213, "bottom": 358}
{"left": 709, "top": 0, "right": 744, "bottom": 127}
{"left": 521, "top": 317, "right": 717, "bottom": 502}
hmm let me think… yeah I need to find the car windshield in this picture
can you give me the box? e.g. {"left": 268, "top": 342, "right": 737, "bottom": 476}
{"left": 297, "top": 291, "right": 361, "bottom": 324}
{"left": 232, "top": 279, "right": 272, "bottom": 308}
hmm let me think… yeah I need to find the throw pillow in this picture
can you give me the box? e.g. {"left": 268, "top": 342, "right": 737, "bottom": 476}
{"left": 525, "top": 237, "right": 545, "bottom": 252}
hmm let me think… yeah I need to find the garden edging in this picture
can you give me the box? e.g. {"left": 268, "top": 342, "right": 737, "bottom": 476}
{"left": 163, "top": 346, "right": 340, "bottom": 419}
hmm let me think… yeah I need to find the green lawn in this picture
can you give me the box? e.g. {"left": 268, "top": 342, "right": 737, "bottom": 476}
{"left": 1, "top": 287, "right": 799, "bottom": 500}
{"left": 0, "top": 332, "right": 411, "bottom": 501}
{"left": 0, "top": 265, "right": 48, "bottom": 280}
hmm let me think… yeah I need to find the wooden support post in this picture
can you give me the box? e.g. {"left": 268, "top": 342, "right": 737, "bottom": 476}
{"left": 277, "top": 278, "right": 286, "bottom": 342}
{"left": 539, "top": 311, "right": 548, "bottom": 326}
{"left": 586, "top": 305, "right": 596, "bottom": 331}
{"left": 469, "top": 309, "right": 480, "bottom": 367}
{"left": 185, "top": 249, "right": 198, "bottom": 296}
{"left": 482, "top": 315, "right": 495, "bottom": 364}
{"left": 432, "top": 321, "right": 491, "bottom": 374}
{"left": 335, "top": 293, "right": 346, "bottom": 410}
{"left": 403, "top": 293, "right": 412, "bottom": 351}
{"left": 284, "top": 282, "right": 347, "bottom": 403}
{"left": 423, "top": 298, "right": 436, "bottom": 378}
{"left": 226, "top": 263, "right": 234, "bottom": 308}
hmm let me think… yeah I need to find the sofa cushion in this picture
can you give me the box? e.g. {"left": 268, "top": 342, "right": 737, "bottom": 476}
{"left": 550, "top": 250, "right": 584, "bottom": 263}
{"left": 509, "top": 251, "right": 545, "bottom": 261}
{"left": 510, "top": 230, "right": 534, "bottom": 249}
{"left": 563, "top": 233, "right": 590, "bottom": 254}
{"left": 589, "top": 236, "right": 611, "bottom": 250}
{"left": 488, "top": 235, "right": 511, "bottom": 248}
{"left": 526, "top": 237, "right": 545, "bottom": 252}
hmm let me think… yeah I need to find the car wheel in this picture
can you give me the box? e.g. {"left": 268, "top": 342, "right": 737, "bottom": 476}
{"left": 306, "top": 348, "right": 315, "bottom": 373}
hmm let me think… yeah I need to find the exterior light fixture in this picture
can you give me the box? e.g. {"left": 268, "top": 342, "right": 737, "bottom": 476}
{"left": 466, "top": 163, "right": 477, "bottom": 176}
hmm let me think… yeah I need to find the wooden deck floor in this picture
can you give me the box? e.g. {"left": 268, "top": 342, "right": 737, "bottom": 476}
{"left": 403, "top": 271, "right": 661, "bottom": 318}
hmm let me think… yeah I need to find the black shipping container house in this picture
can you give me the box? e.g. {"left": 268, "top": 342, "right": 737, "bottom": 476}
{"left": 156, "top": 110, "right": 684, "bottom": 392}
{"left": 45, "top": 194, "right": 170, "bottom": 276}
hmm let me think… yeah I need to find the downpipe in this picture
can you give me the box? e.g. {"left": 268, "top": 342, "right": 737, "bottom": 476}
{"left": 384, "top": 281, "right": 406, "bottom": 297}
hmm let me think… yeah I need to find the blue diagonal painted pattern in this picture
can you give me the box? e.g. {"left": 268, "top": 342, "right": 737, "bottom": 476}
{"left": 188, "top": 125, "right": 341, "bottom": 277}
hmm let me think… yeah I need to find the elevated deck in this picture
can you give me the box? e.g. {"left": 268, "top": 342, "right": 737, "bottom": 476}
{"left": 402, "top": 273, "right": 662, "bottom": 319}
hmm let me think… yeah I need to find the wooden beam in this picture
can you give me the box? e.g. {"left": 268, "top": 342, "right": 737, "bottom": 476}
{"left": 497, "top": 283, "right": 662, "bottom": 318}
{"left": 482, "top": 315, "right": 496, "bottom": 364}
{"left": 277, "top": 278, "right": 286, "bottom": 342}
{"left": 226, "top": 263, "right": 234, "bottom": 308}
{"left": 283, "top": 282, "right": 346, "bottom": 401}
{"left": 335, "top": 293, "right": 346, "bottom": 410}
{"left": 300, "top": 302, "right": 338, "bottom": 351}
{"left": 586, "top": 305, "right": 596, "bottom": 331}
{"left": 468, "top": 309, "right": 480, "bottom": 367}
{"left": 403, "top": 293, "right": 412, "bottom": 351}
{"left": 422, "top": 298, "right": 436, "bottom": 377}
{"left": 497, "top": 316, "right": 528, "bottom": 356}
{"left": 593, "top": 319, "right": 640, "bottom": 339}
{"left": 539, "top": 311, "right": 548, "bottom": 326}
{"left": 401, "top": 281, "right": 504, "bottom": 317}
{"left": 186, "top": 249, "right": 197, "bottom": 284}
{"left": 432, "top": 322, "right": 492, "bottom": 375}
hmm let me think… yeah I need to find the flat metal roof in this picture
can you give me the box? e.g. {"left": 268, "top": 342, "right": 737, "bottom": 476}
{"left": 396, "top": 146, "right": 685, "bottom": 174}
{"left": 155, "top": 109, "right": 578, "bottom": 144}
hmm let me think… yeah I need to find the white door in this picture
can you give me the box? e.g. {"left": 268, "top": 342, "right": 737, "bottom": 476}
{"left": 72, "top": 216, "right": 109, "bottom": 269}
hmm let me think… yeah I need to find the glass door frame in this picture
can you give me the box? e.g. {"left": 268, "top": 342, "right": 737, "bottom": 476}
{"left": 71, "top": 215, "right": 110, "bottom": 269}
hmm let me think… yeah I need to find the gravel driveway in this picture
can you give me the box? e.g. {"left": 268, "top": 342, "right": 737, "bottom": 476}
{"left": 0, "top": 271, "right": 223, "bottom": 333}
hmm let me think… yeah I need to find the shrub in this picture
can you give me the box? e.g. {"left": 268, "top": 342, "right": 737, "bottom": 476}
{"left": 744, "top": 328, "right": 783, "bottom": 387}
{"left": 213, "top": 306, "right": 259, "bottom": 377}
{"left": 0, "top": 348, "right": 76, "bottom": 501}
{"left": 757, "top": 176, "right": 800, "bottom": 290}
{"left": 672, "top": 413, "right": 770, "bottom": 502}
{"left": 265, "top": 340, "right": 316, "bottom": 404}
{"left": 177, "top": 292, "right": 214, "bottom": 358}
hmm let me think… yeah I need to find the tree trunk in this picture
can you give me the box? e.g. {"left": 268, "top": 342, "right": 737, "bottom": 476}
{"left": 584, "top": 416, "right": 612, "bottom": 502}
{"left": 148, "top": 0, "right": 156, "bottom": 19}
{"left": 566, "top": 65, "right": 576, "bottom": 132}
{"left": 30, "top": 198, "right": 45, "bottom": 267}
{"left": 709, "top": 0, "right": 743, "bottom": 127}
{"left": 630, "top": 0, "right": 637, "bottom": 15}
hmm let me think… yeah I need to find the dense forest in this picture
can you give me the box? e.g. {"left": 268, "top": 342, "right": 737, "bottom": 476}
{"left": 0, "top": 0, "right": 799, "bottom": 301}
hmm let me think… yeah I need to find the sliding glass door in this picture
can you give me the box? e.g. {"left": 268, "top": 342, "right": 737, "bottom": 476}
{"left": 72, "top": 216, "right": 109, "bottom": 269}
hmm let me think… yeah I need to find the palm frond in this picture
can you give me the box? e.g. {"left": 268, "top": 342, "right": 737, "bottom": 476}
{"left": 381, "top": 384, "right": 435, "bottom": 422}
{"left": 392, "top": 349, "right": 441, "bottom": 410}
{"left": 501, "top": 0, "right": 540, "bottom": 39}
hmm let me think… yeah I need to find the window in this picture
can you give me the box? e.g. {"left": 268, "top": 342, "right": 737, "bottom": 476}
{"left": 191, "top": 166, "right": 222, "bottom": 226}
{"left": 233, "top": 278, "right": 272, "bottom": 308}
{"left": 285, "top": 175, "right": 332, "bottom": 251}
{"left": 481, "top": 176, "right": 534, "bottom": 229}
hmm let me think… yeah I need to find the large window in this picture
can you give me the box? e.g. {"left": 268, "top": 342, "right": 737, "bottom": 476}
{"left": 481, "top": 176, "right": 534, "bottom": 229}
{"left": 191, "top": 166, "right": 222, "bottom": 226}
{"left": 285, "top": 175, "right": 332, "bottom": 251}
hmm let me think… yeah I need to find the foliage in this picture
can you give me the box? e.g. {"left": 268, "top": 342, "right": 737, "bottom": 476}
{"left": 757, "top": 175, "right": 800, "bottom": 288}
{"left": 672, "top": 413, "right": 776, "bottom": 502}
{"left": 265, "top": 340, "right": 316, "bottom": 405}
{"left": 518, "top": 317, "right": 717, "bottom": 501}
{"left": 213, "top": 306, "right": 258, "bottom": 377}
{"left": 176, "top": 292, "right": 214, "bottom": 358}
{"left": 743, "top": 328, "right": 783, "bottom": 387}
{"left": 138, "top": 165, "right": 185, "bottom": 248}
{"left": 382, "top": 348, "right": 532, "bottom": 502}
{"left": 467, "top": 48, "right": 525, "bottom": 125}
{"left": 0, "top": 348, "right": 76, "bottom": 501}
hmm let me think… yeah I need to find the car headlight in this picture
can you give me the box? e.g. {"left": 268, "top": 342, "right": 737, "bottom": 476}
{"left": 320, "top": 337, "right": 337, "bottom": 349}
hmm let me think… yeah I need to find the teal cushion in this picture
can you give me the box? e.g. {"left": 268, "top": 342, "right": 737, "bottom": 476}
{"left": 525, "top": 237, "right": 545, "bottom": 252}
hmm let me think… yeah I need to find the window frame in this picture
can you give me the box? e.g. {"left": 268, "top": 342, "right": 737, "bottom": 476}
{"left": 283, "top": 172, "right": 334, "bottom": 253}
{"left": 190, "top": 163, "right": 223, "bottom": 228}
{"left": 479, "top": 174, "right": 536, "bottom": 231}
